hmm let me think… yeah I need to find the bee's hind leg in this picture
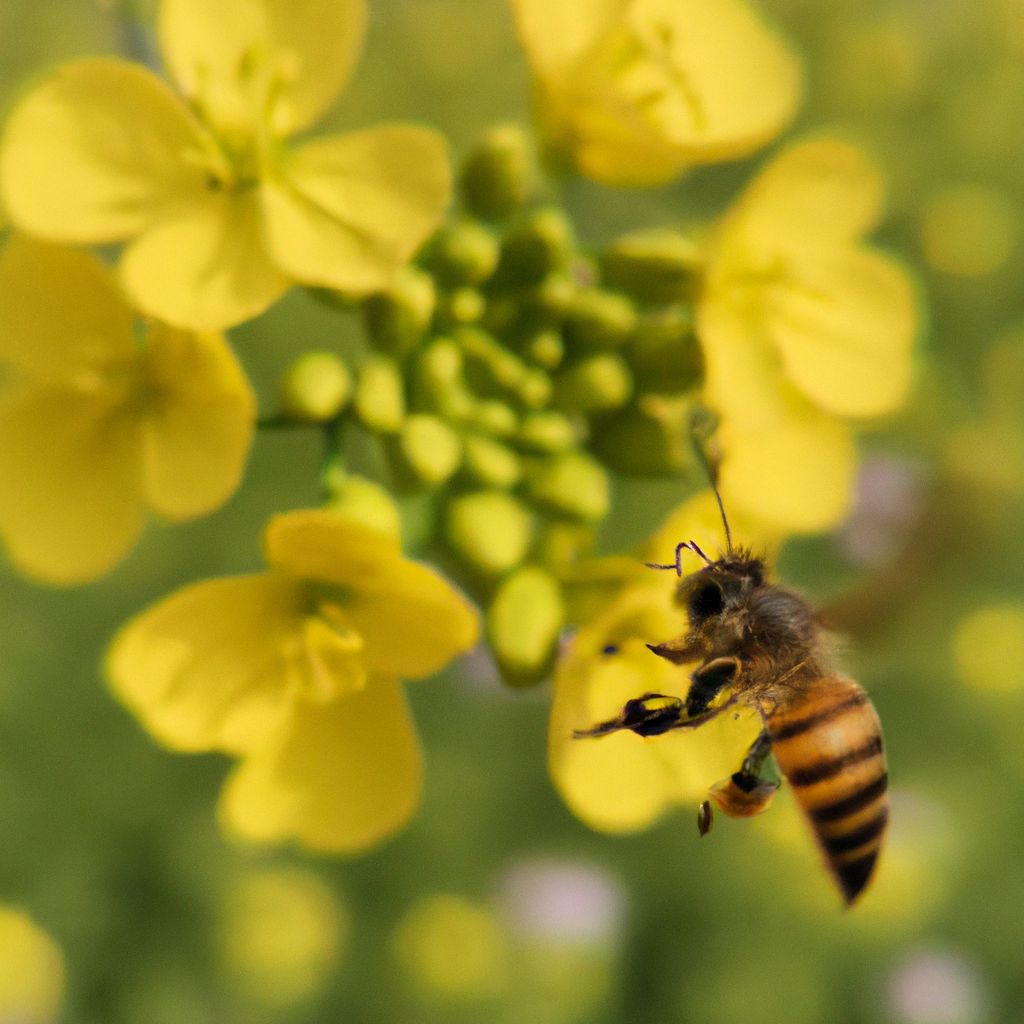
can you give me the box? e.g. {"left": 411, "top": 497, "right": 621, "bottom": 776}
{"left": 700, "top": 729, "right": 780, "bottom": 834}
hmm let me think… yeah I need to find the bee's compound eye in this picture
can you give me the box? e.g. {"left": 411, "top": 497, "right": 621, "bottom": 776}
{"left": 689, "top": 580, "right": 724, "bottom": 621}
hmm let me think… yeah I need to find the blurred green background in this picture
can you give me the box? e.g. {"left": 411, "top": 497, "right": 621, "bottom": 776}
{"left": 2, "top": 0, "right": 1024, "bottom": 1021}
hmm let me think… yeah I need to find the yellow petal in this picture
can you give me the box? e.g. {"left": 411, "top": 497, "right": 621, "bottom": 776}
{"left": 0, "top": 387, "right": 144, "bottom": 584}
{"left": 119, "top": 189, "right": 289, "bottom": 330}
{"left": 219, "top": 678, "right": 422, "bottom": 853}
{"left": 721, "top": 138, "right": 885, "bottom": 251}
{"left": 697, "top": 297, "right": 857, "bottom": 532}
{"left": 527, "top": 0, "right": 801, "bottom": 185}
{"left": 0, "top": 58, "right": 207, "bottom": 242}
{"left": 718, "top": 409, "right": 856, "bottom": 534}
{"left": 0, "top": 237, "right": 134, "bottom": 381}
{"left": 0, "top": 907, "right": 65, "bottom": 1022}
{"left": 511, "top": 0, "right": 626, "bottom": 76}
{"left": 261, "top": 126, "right": 451, "bottom": 294}
{"left": 107, "top": 574, "right": 307, "bottom": 753}
{"left": 159, "top": 0, "right": 367, "bottom": 138}
{"left": 140, "top": 324, "right": 255, "bottom": 519}
{"left": 766, "top": 248, "right": 918, "bottom": 418}
{"left": 264, "top": 510, "right": 480, "bottom": 678}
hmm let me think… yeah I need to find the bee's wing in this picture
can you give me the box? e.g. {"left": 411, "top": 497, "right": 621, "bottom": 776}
{"left": 765, "top": 676, "right": 889, "bottom": 906}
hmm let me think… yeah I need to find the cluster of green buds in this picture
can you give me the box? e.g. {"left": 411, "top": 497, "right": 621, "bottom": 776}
{"left": 279, "top": 126, "right": 706, "bottom": 686}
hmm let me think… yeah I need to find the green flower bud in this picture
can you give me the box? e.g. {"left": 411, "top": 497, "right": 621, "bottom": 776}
{"left": 322, "top": 471, "right": 402, "bottom": 539}
{"left": 362, "top": 265, "right": 436, "bottom": 355}
{"left": 563, "top": 288, "right": 638, "bottom": 350}
{"left": 537, "top": 521, "right": 596, "bottom": 570}
{"left": 494, "top": 207, "right": 575, "bottom": 287}
{"left": 398, "top": 414, "right": 463, "bottom": 485}
{"left": 427, "top": 219, "right": 500, "bottom": 286}
{"left": 469, "top": 399, "right": 518, "bottom": 438}
{"left": 523, "top": 329, "right": 564, "bottom": 370}
{"left": 529, "top": 274, "right": 577, "bottom": 322}
{"left": 455, "top": 325, "right": 534, "bottom": 399}
{"left": 354, "top": 355, "right": 405, "bottom": 434}
{"left": 552, "top": 353, "right": 633, "bottom": 414}
{"left": 446, "top": 490, "right": 533, "bottom": 575}
{"left": 278, "top": 350, "right": 352, "bottom": 422}
{"left": 627, "top": 308, "right": 702, "bottom": 394}
{"left": 413, "top": 337, "right": 473, "bottom": 417}
{"left": 529, "top": 451, "right": 610, "bottom": 522}
{"left": 590, "top": 395, "right": 695, "bottom": 475}
{"left": 600, "top": 228, "right": 700, "bottom": 305}
{"left": 435, "top": 286, "right": 486, "bottom": 329}
{"left": 517, "top": 411, "right": 580, "bottom": 453}
{"left": 486, "top": 565, "right": 566, "bottom": 687}
{"left": 462, "top": 434, "right": 522, "bottom": 488}
{"left": 519, "top": 368, "right": 552, "bottom": 409}
{"left": 459, "top": 124, "right": 533, "bottom": 220}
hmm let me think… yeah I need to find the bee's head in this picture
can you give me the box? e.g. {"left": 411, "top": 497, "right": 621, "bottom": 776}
{"left": 676, "top": 553, "right": 765, "bottom": 626}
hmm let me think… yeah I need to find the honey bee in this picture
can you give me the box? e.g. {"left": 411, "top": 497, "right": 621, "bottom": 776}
{"left": 575, "top": 488, "right": 888, "bottom": 906}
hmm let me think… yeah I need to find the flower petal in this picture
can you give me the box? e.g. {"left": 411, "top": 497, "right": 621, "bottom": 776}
{"left": 219, "top": 677, "right": 422, "bottom": 853}
{"left": 0, "top": 58, "right": 207, "bottom": 242}
{"left": 140, "top": 324, "right": 255, "bottom": 519}
{"left": 718, "top": 409, "right": 856, "bottom": 534}
{"left": 766, "top": 248, "right": 918, "bottom": 418}
{"left": 264, "top": 510, "right": 480, "bottom": 678}
{"left": 119, "top": 189, "right": 289, "bottom": 330}
{"left": 107, "top": 573, "right": 307, "bottom": 754}
{"left": 525, "top": 0, "right": 801, "bottom": 185}
{"left": 261, "top": 126, "right": 451, "bottom": 294}
{"left": 0, "top": 387, "right": 144, "bottom": 584}
{"left": 0, "top": 238, "right": 134, "bottom": 381}
{"left": 511, "top": 0, "right": 626, "bottom": 76}
{"left": 721, "top": 139, "right": 885, "bottom": 251}
{"left": 159, "top": 0, "right": 367, "bottom": 137}
{"left": 698, "top": 294, "right": 857, "bottom": 532}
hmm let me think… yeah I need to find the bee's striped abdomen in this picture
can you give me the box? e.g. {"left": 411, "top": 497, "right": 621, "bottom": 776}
{"left": 765, "top": 677, "right": 888, "bottom": 906}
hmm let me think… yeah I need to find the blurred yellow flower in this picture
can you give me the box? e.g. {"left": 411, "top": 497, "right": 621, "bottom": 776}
{"left": 697, "top": 138, "right": 919, "bottom": 532}
{"left": 220, "top": 867, "right": 347, "bottom": 1008}
{"left": 920, "top": 184, "right": 1018, "bottom": 278}
{"left": 0, "top": 237, "right": 253, "bottom": 584}
{"left": 108, "top": 510, "right": 479, "bottom": 852}
{"left": 511, "top": 0, "right": 801, "bottom": 186}
{"left": 946, "top": 327, "right": 1024, "bottom": 495}
{"left": 0, "top": 0, "right": 451, "bottom": 330}
{"left": 0, "top": 906, "right": 65, "bottom": 1023}
{"left": 394, "top": 893, "right": 508, "bottom": 1000}
{"left": 549, "top": 491, "right": 777, "bottom": 832}
{"left": 953, "top": 603, "right": 1024, "bottom": 694}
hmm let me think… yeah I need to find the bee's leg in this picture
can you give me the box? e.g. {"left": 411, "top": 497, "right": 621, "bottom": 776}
{"left": 684, "top": 656, "right": 742, "bottom": 718}
{"left": 573, "top": 693, "right": 686, "bottom": 738}
{"left": 703, "top": 729, "right": 779, "bottom": 829}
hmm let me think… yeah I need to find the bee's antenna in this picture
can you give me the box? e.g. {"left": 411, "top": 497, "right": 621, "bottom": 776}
{"left": 690, "top": 418, "right": 733, "bottom": 553}
{"left": 645, "top": 540, "right": 711, "bottom": 575}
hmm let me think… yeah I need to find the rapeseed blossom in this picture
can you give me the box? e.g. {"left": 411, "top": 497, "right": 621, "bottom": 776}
{"left": 511, "top": 0, "right": 801, "bottom": 185}
{"left": 108, "top": 510, "right": 479, "bottom": 851}
{"left": 0, "top": 906, "right": 65, "bottom": 1023}
{"left": 696, "top": 138, "right": 918, "bottom": 532}
{"left": 0, "top": 237, "right": 253, "bottom": 583}
{"left": 549, "top": 491, "right": 777, "bottom": 831}
{"left": 0, "top": 0, "right": 450, "bottom": 329}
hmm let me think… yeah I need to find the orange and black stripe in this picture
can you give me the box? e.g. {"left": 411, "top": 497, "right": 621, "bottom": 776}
{"left": 765, "top": 677, "right": 889, "bottom": 906}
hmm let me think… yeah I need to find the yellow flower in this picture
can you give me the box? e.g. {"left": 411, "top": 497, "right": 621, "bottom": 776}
{"left": 697, "top": 139, "right": 919, "bottom": 533}
{"left": 0, "top": 237, "right": 253, "bottom": 584}
{"left": 107, "top": 510, "right": 479, "bottom": 852}
{"left": 549, "top": 491, "right": 778, "bottom": 832}
{"left": 0, "top": 906, "right": 65, "bottom": 1023}
{"left": 511, "top": 0, "right": 801, "bottom": 186}
{"left": 0, "top": 0, "right": 450, "bottom": 330}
